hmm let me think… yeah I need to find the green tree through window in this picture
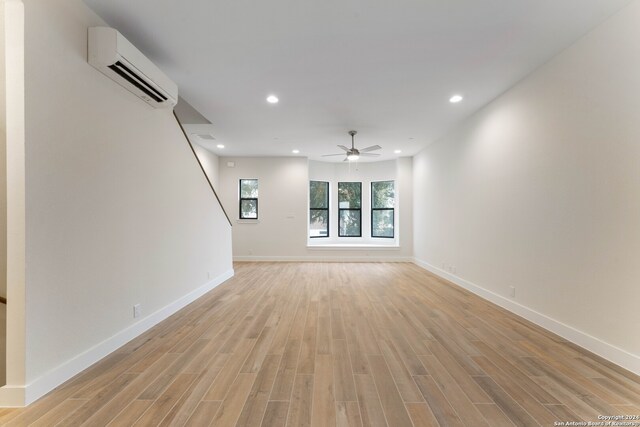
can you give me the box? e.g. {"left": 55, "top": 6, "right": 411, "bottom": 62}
{"left": 239, "top": 179, "right": 258, "bottom": 219}
{"left": 371, "top": 181, "right": 394, "bottom": 237}
{"left": 310, "top": 181, "right": 329, "bottom": 237}
{"left": 338, "top": 182, "right": 361, "bottom": 237}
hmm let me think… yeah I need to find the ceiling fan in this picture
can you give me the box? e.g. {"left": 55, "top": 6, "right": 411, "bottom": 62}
{"left": 322, "top": 130, "right": 381, "bottom": 161}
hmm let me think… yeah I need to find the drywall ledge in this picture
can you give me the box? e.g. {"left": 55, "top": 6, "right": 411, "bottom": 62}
{"left": 412, "top": 258, "right": 640, "bottom": 376}
{"left": 11, "top": 269, "right": 233, "bottom": 407}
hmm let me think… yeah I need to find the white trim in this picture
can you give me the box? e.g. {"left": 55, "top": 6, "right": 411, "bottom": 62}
{"left": 306, "top": 244, "right": 400, "bottom": 250}
{"left": 235, "top": 255, "right": 411, "bottom": 262}
{"left": 412, "top": 258, "right": 640, "bottom": 376}
{"left": 0, "top": 269, "right": 234, "bottom": 407}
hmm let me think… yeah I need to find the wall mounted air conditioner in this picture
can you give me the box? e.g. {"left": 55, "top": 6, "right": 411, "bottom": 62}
{"left": 88, "top": 27, "right": 178, "bottom": 108}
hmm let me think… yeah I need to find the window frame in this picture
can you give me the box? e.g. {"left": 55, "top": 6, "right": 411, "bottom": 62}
{"left": 309, "top": 181, "right": 330, "bottom": 238}
{"left": 239, "top": 179, "right": 259, "bottom": 220}
{"left": 338, "top": 181, "right": 362, "bottom": 238}
{"left": 371, "top": 180, "right": 395, "bottom": 239}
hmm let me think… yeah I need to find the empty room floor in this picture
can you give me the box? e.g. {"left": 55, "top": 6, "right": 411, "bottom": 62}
{"left": 1, "top": 262, "right": 638, "bottom": 426}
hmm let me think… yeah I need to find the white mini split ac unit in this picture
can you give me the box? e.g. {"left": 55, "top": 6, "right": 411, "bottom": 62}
{"left": 88, "top": 27, "right": 178, "bottom": 108}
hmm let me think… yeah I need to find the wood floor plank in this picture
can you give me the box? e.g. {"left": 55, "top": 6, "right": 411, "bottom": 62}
{"left": 61, "top": 373, "right": 139, "bottom": 426}
{"left": 354, "top": 374, "right": 387, "bottom": 427}
{"left": 133, "top": 373, "right": 197, "bottom": 426}
{"left": 107, "top": 400, "right": 153, "bottom": 427}
{"left": 405, "top": 402, "right": 439, "bottom": 427}
{"left": 379, "top": 339, "right": 424, "bottom": 403}
{"left": 425, "top": 340, "right": 493, "bottom": 404}
{"left": 29, "top": 399, "right": 87, "bottom": 427}
{"left": 287, "top": 374, "right": 314, "bottom": 427}
{"left": 472, "top": 376, "right": 539, "bottom": 427}
{"left": 203, "top": 339, "right": 256, "bottom": 401}
{"left": 262, "top": 401, "right": 289, "bottom": 427}
{"left": 367, "top": 355, "right": 413, "bottom": 427}
{"left": 475, "top": 403, "right": 516, "bottom": 426}
{"left": 298, "top": 302, "right": 319, "bottom": 374}
{"left": 336, "top": 401, "right": 362, "bottom": 427}
{"left": 472, "top": 340, "right": 560, "bottom": 405}
{"left": 270, "top": 338, "right": 302, "bottom": 401}
{"left": 312, "top": 354, "right": 336, "bottom": 427}
{"left": 4, "top": 262, "right": 639, "bottom": 426}
{"left": 157, "top": 352, "right": 230, "bottom": 426}
{"left": 80, "top": 353, "right": 180, "bottom": 426}
{"left": 236, "top": 354, "right": 281, "bottom": 426}
{"left": 333, "top": 339, "right": 357, "bottom": 402}
{"left": 471, "top": 355, "right": 557, "bottom": 425}
{"left": 419, "top": 354, "right": 489, "bottom": 426}
{"left": 184, "top": 400, "right": 221, "bottom": 427}
{"left": 543, "top": 404, "right": 585, "bottom": 423}
{"left": 210, "top": 373, "right": 256, "bottom": 426}
{"left": 413, "top": 375, "right": 464, "bottom": 427}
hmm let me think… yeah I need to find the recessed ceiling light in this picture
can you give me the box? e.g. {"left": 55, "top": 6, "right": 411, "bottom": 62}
{"left": 449, "top": 94, "right": 463, "bottom": 103}
{"left": 216, "top": 144, "right": 225, "bottom": 149}
{"left": 266, "top": 95, "right": 279, "bottom": 104}
{"left": 394, "top": 149, "right": 402, "bottom": 154}
{"left": 292, "top": 149, "right": 300, "bottom": 154}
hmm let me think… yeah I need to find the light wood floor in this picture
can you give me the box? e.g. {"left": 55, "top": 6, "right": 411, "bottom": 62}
{"left": 1, "top": 262, "right": 639, "bottom": 426}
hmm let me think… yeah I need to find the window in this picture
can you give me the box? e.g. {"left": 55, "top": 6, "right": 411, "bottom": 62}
{"left": 309, "top": 181, "right": 329, "bottom": 238}
{"left": 338, "top": 182, "right": 362, "bottom": 237}
{"left": 239, "top": 179, "right": 258, "bottom": 219}
{"left": 371, "top": 180, "right": 395, "bottom": 238}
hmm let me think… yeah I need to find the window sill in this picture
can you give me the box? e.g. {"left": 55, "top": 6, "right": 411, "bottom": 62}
{"left": 307, "top": 243, "right": 400, "bottom": 250}
{"left": 236, "top": 219, "right": 260, "bottom": 224}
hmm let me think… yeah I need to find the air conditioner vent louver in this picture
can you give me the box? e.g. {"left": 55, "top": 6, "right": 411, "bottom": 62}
{"left": 88, "top": 27, "right": 178, "bottom": 108}
{"left": 108, "top": 61, "right": 168, "bottom": 103}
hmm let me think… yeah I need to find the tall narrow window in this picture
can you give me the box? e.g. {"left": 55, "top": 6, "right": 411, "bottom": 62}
{"left": 371, "top": 180, "right": 395, "bottom": 238}
{"left": 309, "top": 181, "right": 329, "bottom": 238}
{"left": 338, "top": 182, "right": 362, "bottom": 237}
{"left": 239, "top": 179, "right": 258, "bottom": 219}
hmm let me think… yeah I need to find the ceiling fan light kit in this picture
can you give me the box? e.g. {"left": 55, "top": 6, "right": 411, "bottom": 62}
{"left": 322, "top": 130, "right": 382, "bottom": 162}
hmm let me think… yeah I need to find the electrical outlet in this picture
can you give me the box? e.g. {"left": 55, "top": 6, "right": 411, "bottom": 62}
{"left": 133, "top": 304, "right": 141, "bottom": 318}
{"left": 452, "top": 266, "right": 457, "bottom": 274}
{"left": 207, "top": 271, "right": 212, "bottom": 280}
{"left": 509, "top": 286, "right": 516, "bottom": 298}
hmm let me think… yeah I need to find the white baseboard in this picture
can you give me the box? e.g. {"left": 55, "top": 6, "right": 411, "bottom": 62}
{"left": 234, "top": 255, "right": 413, "bottom": 262}
{"left": 412, "top": 258, "right": 640, "bottom": 376}
{"left": 1, "top": 268, "right": 234, "bottom": 408}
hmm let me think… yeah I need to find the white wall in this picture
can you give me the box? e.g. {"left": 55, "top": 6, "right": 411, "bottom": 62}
{"left": 192, "top": 143, "right": 220, "bottom": 190}
{"left": 218, "top": 157, "right": 412, "bottom": 261}
{"left": 2, "top": 0, "right": 26, "bottom": 406}
{"left": 413, "top": 0, "right": 640, "bottom": 373}
{"left": 0, "top": 0, "right": 7, "bottom": 388}
{"left": 0, "top": 1, "right": 7, "bottom": 300}
{"left": 1, "top": 0, "right": 233, "bottom": 405}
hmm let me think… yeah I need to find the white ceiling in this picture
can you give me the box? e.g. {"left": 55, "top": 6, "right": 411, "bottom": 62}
{"left": 85, "top": 0, "right": 631, "bottom": 162}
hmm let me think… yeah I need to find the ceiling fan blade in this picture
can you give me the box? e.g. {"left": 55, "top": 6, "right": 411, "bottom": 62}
{"left": 337, "top": 145, "right": 350, "bottom": 152}
{"left": 322, "top": 153, "right": 346, "bottom": 157}
{"left": 359, "top": 153, "right": 381, "bottom": 157}
{"left": 359, "top": 145, "right": 381, "bottom": 153}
